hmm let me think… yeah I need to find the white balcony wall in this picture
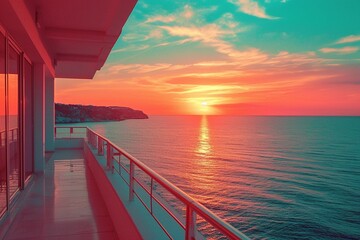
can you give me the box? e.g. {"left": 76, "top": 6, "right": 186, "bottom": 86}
{"left": 33, "top": 64, "right": 45, "bottom": 173}
{"left": 45, "top": 76, "right": 55, "bottom": 152}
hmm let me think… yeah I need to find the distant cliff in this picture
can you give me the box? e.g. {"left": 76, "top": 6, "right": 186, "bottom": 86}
{"left": 55, "top": 103, "right": 148, "bottom": 123}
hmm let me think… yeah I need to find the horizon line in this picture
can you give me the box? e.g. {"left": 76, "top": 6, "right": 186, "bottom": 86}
{"left": 146, "top": 114, "right": 360, "bottom": 117}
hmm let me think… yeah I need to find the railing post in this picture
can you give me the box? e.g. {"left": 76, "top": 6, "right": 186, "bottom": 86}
{"left": 129, "top": 161, "right": 134, "bottom": 201}
{"left": 70, "top": 127, "right": 73, "bottom": 138}
{"left": 90, "top": 132, "right": 97, "bottom": 148}
{"left": 106, "top": 142, "right": 113, "bottom": 171}
{"left": 89, "top": 132, "right": 93, "bottom": 147}
{"left": 89, "top": 131, "right": 93, "bottom": 147}
{"left": 118, "top": 154, "right": 121, "bottom": 175}
{"left": 54, "top": 127, "right": 57, "bottom": 138}
{"left": 150, "top": 178, "right": 153, "bottom": 214}
{"left": 91, "top": 132, "right": 95, "bottom": 147}
{"left": 98, "top": 136, "right": 104, "bottom": 156}
{"left": 88, "top": 131, "right": 91, "bottom": 146}
{"left": 185, "top": 205, "right": 196, "bottom": 240}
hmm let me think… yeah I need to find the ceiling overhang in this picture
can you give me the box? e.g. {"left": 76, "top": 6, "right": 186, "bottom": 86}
{"left": 0, "top": 0, "right": 137, "bottom": 79}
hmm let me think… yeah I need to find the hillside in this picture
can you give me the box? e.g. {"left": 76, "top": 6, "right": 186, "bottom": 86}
{"left": 55, "top": 103, "right": 148, "bottom": 123}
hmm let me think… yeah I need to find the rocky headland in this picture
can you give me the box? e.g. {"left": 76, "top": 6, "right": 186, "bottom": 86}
{"left": 55, "top": 103, "right": 148, "bottom": 124}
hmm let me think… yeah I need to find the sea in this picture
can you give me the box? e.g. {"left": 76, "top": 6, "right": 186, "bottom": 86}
{"left": 67, "top": 116, "right": 360, "bottom": 240}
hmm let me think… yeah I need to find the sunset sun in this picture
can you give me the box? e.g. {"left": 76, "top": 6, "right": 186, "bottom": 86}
{"left": 201, "top": 101, "right": 208, "bottom": 106}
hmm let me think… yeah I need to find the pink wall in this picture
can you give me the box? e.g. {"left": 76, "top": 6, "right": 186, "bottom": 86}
{"left": 84, "top": 143, "right": 142, "bottom": 240}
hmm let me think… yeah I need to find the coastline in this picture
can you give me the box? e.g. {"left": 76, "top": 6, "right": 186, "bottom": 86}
{"left": 55, "top": 103, "right": 148, "bottom": 124}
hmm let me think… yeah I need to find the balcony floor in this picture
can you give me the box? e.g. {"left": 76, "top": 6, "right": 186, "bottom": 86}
{"left": 4, "top": 149, "right": 119, "bottom": 240}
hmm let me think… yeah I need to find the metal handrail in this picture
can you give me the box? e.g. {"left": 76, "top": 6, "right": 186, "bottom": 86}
{"left": 55, "top": 126, "right": 250, "bottom": 240}
{"left": 54, "top": 126, "right": 87, "bottom": 138}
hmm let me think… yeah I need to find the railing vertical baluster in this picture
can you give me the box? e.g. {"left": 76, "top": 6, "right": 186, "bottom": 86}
{"left": 98, "top": 137, "right": 104, "bottom": 155}
{"left": 106, "top": 142, "right": 114, "bottom": 171}
{"left": 185, "top": 205, "right": 196, "bottom": 240}
{"left": 94, "top": 133, "right": 96, "bottom": 148}
{"left": 150, "top": 178, "right": 153, "bottom": 214}
{"left": 54, "top": 127, "right": 57, "bottom": 138}
{"left": 92, "top": 132, "right": 97, "bottom": 148}
{"left": 89, "top": 131, "right": 93, "bottom": 147}
{"left": 84, "top": 128, "right": 88, "bottom": 141}
{"left": 89, "top": 129, "right": 92, "bottom": 144}
{"left": 129, "top": 161, "right": 134, "bottom": 201}
{"left": 118, "top": 154, "right": 121, "bottom": 176}
{"left": 90, "top": 131, "right": 94, "bottom": 147}
{"left": 88, "top": 131, "right": 91, "bottom": 145}
{"left": 70, "top": 127, "right": 73, "bottom": 138}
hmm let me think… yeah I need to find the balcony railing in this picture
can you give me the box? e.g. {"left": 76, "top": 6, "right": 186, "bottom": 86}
{"left": 0, "top": 128, "right": 18, "bottom": 147}
{"left": 55, "top": 126, "right": 250, "bottom": 240}
{"left": 54, "top": 126, "right": 87, "bottom": 139}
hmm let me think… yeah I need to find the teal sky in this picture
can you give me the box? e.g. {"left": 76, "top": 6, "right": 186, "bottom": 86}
{"left": 56, "top": 0, "right": 360, "bottom": 115}
{"left": 110, "top": 0, "right": 360, "bottom": 63}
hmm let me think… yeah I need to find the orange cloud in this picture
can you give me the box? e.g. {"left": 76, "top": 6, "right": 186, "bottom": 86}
{"left": 145, "top": 15, "right": 176, "bottom": 23}
{"left": 319, "top": 47, "right": 358, "bottom": 54}
{"left": 228, "top": 0, "right": 279, "bottom": 19}
{"left": 336, "top": 35, "right": 360, "bottom": 44}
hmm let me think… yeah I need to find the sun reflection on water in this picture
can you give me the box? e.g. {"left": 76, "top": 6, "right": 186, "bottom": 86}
{"left": 196, "top": 115, "right": 212, "bottom": 157}
{"left": 189, "top": 115, "right": 218, "bottom": 201}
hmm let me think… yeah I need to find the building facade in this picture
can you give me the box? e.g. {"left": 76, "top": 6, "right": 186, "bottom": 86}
{"left": 0, "top": 0, "right": 137, "bottom": 223}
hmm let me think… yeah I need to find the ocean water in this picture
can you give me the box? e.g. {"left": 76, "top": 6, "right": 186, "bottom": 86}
{"left": 69, "top": 116, "right": 360, "bottom": 240}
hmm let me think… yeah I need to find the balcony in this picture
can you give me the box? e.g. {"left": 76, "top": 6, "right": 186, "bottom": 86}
{"left": 2, "top": 127, "right": 250, "bottom": 240}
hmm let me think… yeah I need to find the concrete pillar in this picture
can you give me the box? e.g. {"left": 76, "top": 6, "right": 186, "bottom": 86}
{"left": 45, "top": 76, "right": 55, "bottom": 152}
{"left": 33, "top": 63, "right": 45, "bottom": 173}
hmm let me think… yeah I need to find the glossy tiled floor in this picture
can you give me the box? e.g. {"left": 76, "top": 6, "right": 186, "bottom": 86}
{"left": 4, "top": 149, "right": 119, "bottom": 240}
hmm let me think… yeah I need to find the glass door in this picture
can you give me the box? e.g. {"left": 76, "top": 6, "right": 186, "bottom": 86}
{"left": 0, "top": 30, "right": 7, "bottom": 216}
{"left": 7, "top": 43, "right": 21, "bottom": 198}
{"left": 0, "top": 24, "right": 31, "bottom": 220}
{"left": 24, "top": 59, "right": 33, "bottom": 180}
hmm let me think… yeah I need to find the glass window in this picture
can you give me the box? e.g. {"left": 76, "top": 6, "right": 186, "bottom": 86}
{"left": 0, "top": 26, "right": 32, "bottom": 219}
{"left": 0, "top": 31, "right": 6, "bottom": 216}
{"left": 8, "top": 44, "right": 20, "bottom": 198}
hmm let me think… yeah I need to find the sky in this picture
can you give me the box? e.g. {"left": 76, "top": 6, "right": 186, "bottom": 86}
{"left": 55, "top": 0, "right": 360, "bottom": 115}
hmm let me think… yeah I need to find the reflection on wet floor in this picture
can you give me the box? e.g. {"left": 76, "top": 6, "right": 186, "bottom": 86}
{"left": 4, "top": 149, "right": 118, "bottom": 240}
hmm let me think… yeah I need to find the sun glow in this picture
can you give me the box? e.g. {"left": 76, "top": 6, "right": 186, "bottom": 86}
{"left": 200, "top": 101, "right": 211, "bottom": 115}
{"left": 183, "top": 98, "right": 221, "bottom": 115}
{"left": 193, "top": 100, "right": 218, "bottom": 115}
